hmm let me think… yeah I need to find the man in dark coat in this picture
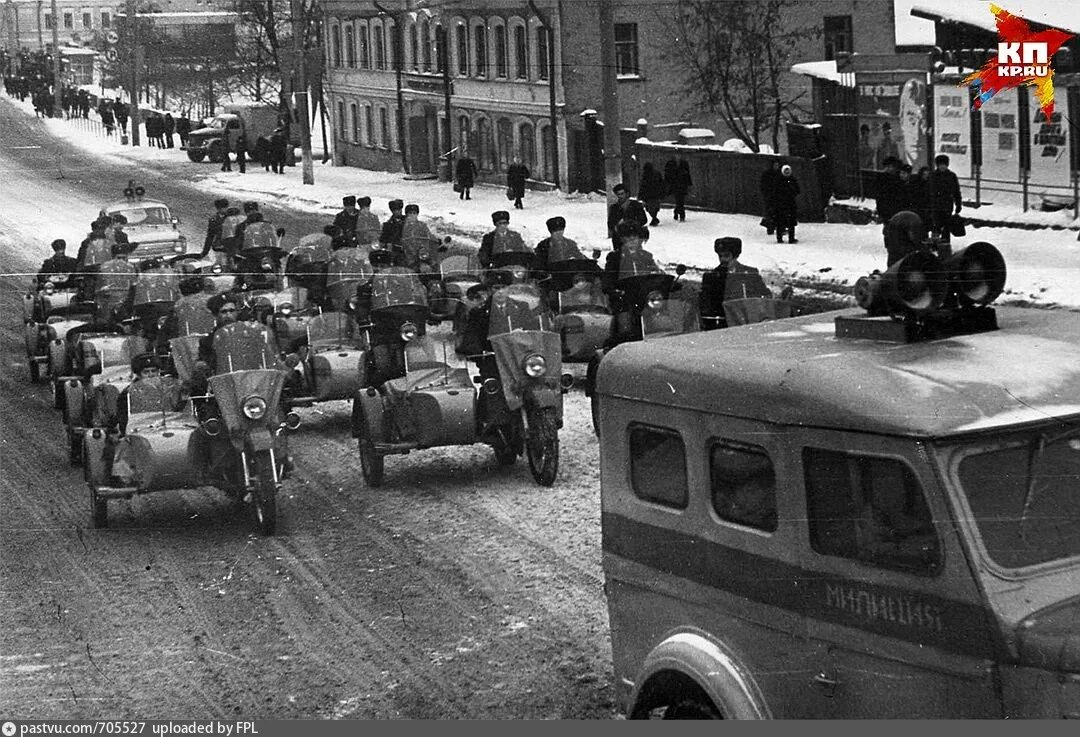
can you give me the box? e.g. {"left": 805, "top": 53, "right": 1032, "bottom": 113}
{"left": 638, "top": 162, "right": 666, "bottom": 226}
{"left": 532, "top": 216, "right": 586, "bottom": 275}
{"left": 607, "top": 183, "right": 648, "bottom": 252}
{"left": 37, "top": 239, "right": 79, "bottom": 285}
{"left": 379, "top": 199, "right": 406, "bottom": 262}
{"left": 113, "top": 99, "right": 129, "bottom": 134}
{"left": 455, "top": 154, "right": 477, "bottom": 200}
{"left": 896, "top": 163, "right": 914, "bottom": 213}
{"left": 759, "top": 161, "right": 782, "bottom": 235}
{"left": 884, "top": 211, "right": 929, "bottom": 267}
{"left": 355, "top": 197, "right": 382, "bottom": 245}
{"left": 162, "top": 113, "right": 176, "bottom": 148}
{"left": 477, "top": 211, "right": 530, "bottom": 270}
{"left": 875, "top": 157, "right": 903, "bottom": 223}
{"left": 234, "top": 133, "right": 249, "bottom": 173}
{"left": 176, "top": 115, "right": 192, "bottom": 148}
{"left": 99, "top": 104, "right": 115, "bottom": 136}
{"left": 929, "top": 154, "right": 963, "bottom": 244}
{"left": 333, "top": 196, "right": 360, "bottom": 242}
{"left": 665, "top": 158, "right": 692, "bottom": 222}
{"left": 773, "top": 165, "right": 801, "bottom": 243}
{"left": 146, "top": 114, "right": 159, "bottom": 148}
{"left": 269, "top": 126, "right": 288, "bottom": 173}
{"left": 506, "top": 157, "right": 530, "bottom": 209}
{"left": 699, "top": 237, "right": 770, "bottom": 330}
{"left": 232, "top": 202, "right": 261, "bottom": 248}
{"left": 201, "top": 198, "right": 230, "bottom": 257}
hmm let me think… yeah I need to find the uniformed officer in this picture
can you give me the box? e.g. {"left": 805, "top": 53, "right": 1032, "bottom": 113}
{"left": 477, "top": 211, "right": 530, "bottom": 270}
{"left": 355, "top": 196, "right": 382, "bottom": 246}
{"left": 533, "top": 216, "right": 586, "bottom": 275}
{"left": 604, "top": 221, "right": 659, "bottom": 287}
{"left": 37, "top": 239, "right": 79, "bottom": 285}
{"left": 400, "top": 204, "right": 441, "bottom": 272}
{"left": 201, "top": 198, "right": 230, "bottom": 257}
{"left": 699, "top": 237, "right": 771, "bottom": 330}
{"left": 379, "top": 199, "right": 406, "bottom": 263}
{"left": 333, "top": 195, "right": 360, "bottom": 242}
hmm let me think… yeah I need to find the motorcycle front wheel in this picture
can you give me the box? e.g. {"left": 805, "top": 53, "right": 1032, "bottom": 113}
{"left": 252, "top": 450, "right": 278, "bottom": 536}
{"left": 357, "top": 422, "right": 384, "bottom": 487}
{"left": 525, "top": 406, "right": 559, "bottom": 487}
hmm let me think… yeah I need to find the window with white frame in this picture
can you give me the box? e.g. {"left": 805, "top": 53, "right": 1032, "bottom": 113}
{"left": 358, "top": 23, "right": 369, "bottom": 68}
{"left": 350, "top": 102, "right": 359, "bottom": 143}
{"left": 380, "top": 107, "right": 390, "bottom": 148}
{"left": 519, "top": 121, "right": 535, "bottom": 168}
{"left": 100, "top": 11, "right": 110, "bottom": 27}
{"left": 409, "top": 22, "right": 418, "bottom": 70}
{"left": 536, "top": 25, "right": 549, "bottom": 80}
{"left": 496, "top": 117, "right": 513, "bottom": 169}
{"left": 513, "top": 24, "right": 527, "bottom": 79}
{"left": 374, "top": 23, "right": 385, "bottom": 69}
{"left": 494, "top": 23, "right": 507, "bottom": 78}
{"left": 331, "top": 24, "right": 342, "bottom": 67}
{"left": 82, "top": 11, "right": 91, "bottom": 28}
{"left": 473, "top": 23, "right": 487, "bottom": 77}
{"left": 455, "top": 22, "right": 468, "bottom": 76}
{"left": 344, "top": 25, "right": 355, "bottom": 67}
{"left": 365, "top": 105, "right": 374, "bottom": 146}
{"left": 337, "top": 100, "right": 346, "bottom": 141}
{"left": 614, "top": 23, "right": 639, "bottom": 76}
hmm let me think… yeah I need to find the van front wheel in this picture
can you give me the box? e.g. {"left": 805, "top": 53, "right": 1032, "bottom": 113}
{"left": 664, "top": 699, "right": 722, "bottom": 720}
{"left": 187, "top": 150, "right": 206, "bottom": 163}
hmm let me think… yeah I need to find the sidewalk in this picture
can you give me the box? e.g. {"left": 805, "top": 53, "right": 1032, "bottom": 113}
{"left": 11, "top": 93, "right": 1080, "bottom": 311}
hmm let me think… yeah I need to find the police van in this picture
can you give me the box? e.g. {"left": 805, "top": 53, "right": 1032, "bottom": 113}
{"left": 596, "top": 243, "right": 1080, "bottom": 718}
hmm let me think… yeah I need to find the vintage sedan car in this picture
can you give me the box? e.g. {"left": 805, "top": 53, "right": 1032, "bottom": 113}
{"left": 99, "top": 185, "right": 190, "bottom": 262}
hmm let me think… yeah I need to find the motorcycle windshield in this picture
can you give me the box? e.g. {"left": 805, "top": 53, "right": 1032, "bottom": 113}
{"left": 307, "top": 312, "right": 362, "bottom": 347}
{"left": 249, "top": 284, "right": 309, "bottom": 312}
{"left": 95, "top": 262, "right": 136, "bottom": 297}
{"left": 173, "top": 298, "right": 215, "bottom": 336}
{"left": 440, "top": 254, "right": 479, "bottom": 279}
{"left": 548, "top": 238, "right": 587, "bottom": 263}
{"left": 619, "top": 273, "right": 677, "bottom": 309}
{"left": 83, "top": 334, "right": 147, "bottom": 373}
{"left": 370, "top": 268, "right": 428, "bottom": 311}
{"left": 127, "top": 376, "right": 186, "bottom": 416}
{"left": 559, "top": 281, "right": 609, "bottom": 312}
{"left": 617, "top": 250, "right": 663, "bottom": 281}
{"left": 326, "top": 250, "right": 373, "bottom": 288}
{"left": 723, "top": 298, "right": 794, "bottom": 327}
{"left": 242, "top": 222, "right": 280, "bottom": 251}
{"left": 131, "top": 270, "right": 179, "bottom": 306}
{"left": 489, "top": 284, "right": 555, "bottom": 336}
{"left": 211, "top": 322, "right": 279, "bottom": 373}
{"left": 642, "top": 298, "right": 699, "bottom": 339}
{"left": 490, "top": 251, "right": 533, "bottom": 269}
{"left": 81, "top": 238, "right": 112, "bottom": 267}
{"left": 169, "top": 335, "right": 201, "bottom": 383}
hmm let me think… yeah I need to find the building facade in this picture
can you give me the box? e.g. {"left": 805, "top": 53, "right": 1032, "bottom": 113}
{"left": 322, "top": 0, "right": 906, "bottom": 192}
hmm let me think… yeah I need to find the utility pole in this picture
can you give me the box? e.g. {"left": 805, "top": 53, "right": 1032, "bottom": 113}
{"left": 597, "top": 0, "right": 621, "bottom": 204}
{"left": 36, "top": 0, "right": 42, "bottom": 50}
{"left": 438, "top": 21, "right": 452, "bottom": 179}
{"left": 125, "top": 0, "right": 140, "bottom": 145}
{"left": 290, "top": 0, "right": 314, "bottom": 184}
{"left": 49, "top": 0, "right": 58, "bottom": 114}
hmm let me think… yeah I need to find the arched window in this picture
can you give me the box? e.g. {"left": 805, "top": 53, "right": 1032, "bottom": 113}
{"left": 539, "top": 124, "right": 555, "bottom": 182}
{"left": 473, "top": 23, "right": 487, "bottom": 77}
{"left": 455, "top": 22, "right": 468, "bottom": 76}
{"left": 336, "top": 100, "right": 346, "bottom": 140}
{"left": 513, "top": 23, "right": 527, "bottom": 79}
{"left": 331, "top": 24, "right": 342, "bottom": 68}
{"left": 458, "top": 114, "right": 471, "bottom": 152}
{"left": 358, "top": 23, "right": 369, "bottom": 68}
{"left": 409, "top": 22, "right": 419, "bottom": 70}
{"left": 365, "top": 105, "right": 374, "bottom": 145}
{"left": 344, "top": 25, "right": 355, "bottom": 68}
{"left": 518, "top": 121, "right": 535, "bottom": 169}
{"left": 476, "top": 117, "right": 492, "bottom": 170}
{"left": 419, "top": 18, "right": 431, "bottom": 71}
{"left": 373, "top": 22, "right": 385, "bottom": 69}
{"left": 349, "top": 102, "right": 359, "bottom": 143}
{"left": 379, "top": 106, "right": 390, "bottom": 148}
{"left": 536, "top": 25, "right": 549, "bottom": 80}
{"left": 497, "top": 117, "right": 513, "bottom": 170}
{"left": 434, "top": 24, "right": 446, "bottom": 73}
{"left": 494, "top": 23, "right": 508, "bottom": 78}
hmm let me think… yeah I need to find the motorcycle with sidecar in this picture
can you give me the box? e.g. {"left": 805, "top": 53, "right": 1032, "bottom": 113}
{"left": 285, "top": 311, "right": 369, "bottom": 407}
{"left": 83, "top": 321, "right": 300, "bottom": 534}
{"left": 24, "top": 272, "right": 95, "bottom": 384}
{"left": 544, "top": 259, "right": 613, "bottom": 362}
{"left": 351, "top": 275, "right": 569, "bottom": 487}
{"left": 428, "top": 254, "right": 482, "bottom": 322}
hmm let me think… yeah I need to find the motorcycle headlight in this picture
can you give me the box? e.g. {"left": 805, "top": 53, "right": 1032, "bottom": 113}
{"left": 646, "top": 290, "right": 664, "bottom": 310}
{"left": 523, "top": 354, "right": 546, "bottom": 378}
{"left": 511, "top": 266, "right": 527, "bottom": 281}
{"left": 242, "top": 396, "right": 267, "bottom": 420}
{"left": 348, "top": 297, "right": 359, "bottom": 310}
{"left": 278, "top": 302, "right": 293, "bottom": 316}
{"left": 172, "top": 243, "right": 184, "bottom": 253}
{"left": 400, "top": 322, "right": 418, "bottom": 342}
{"left": 43, "top": 281, "right": 55, "bottom": 295}
{"left": 211, "top": 263, "right": 223, "bottom": 274}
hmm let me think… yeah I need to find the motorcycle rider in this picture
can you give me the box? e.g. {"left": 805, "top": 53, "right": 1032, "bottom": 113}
{"left": 399, "top": 204, "right": 441, "bottom": 273}
{"left": 94, "top": 240, "right": 139, "bottom": 328}
{"left": 37, "top": 239, "right": 79, "bottom": 286}
{"left": 604, "top": 221, "right": 659, "bottom": 289}
{"left": 232, "top": 201, "right": 262, "bottom": 248}
{"left": 355, "top": 196, "right": 382, "bottom": 246}
{"left": 532, "top": 216, "right": 587, "bottom": 277}
{"left": 379, "top": 199, "right": 406, "bottom": 264}
{"left": 699, "top": 237, "right": 771, "bottom": 330}
{"left": 110, "top": 352, "right": 186, "bottom": 485}
{"left": 201, "top": 198, "right": 230, "bottom": 258}
{"left": 333, "top": 195, "right": 360, "bottom": 242}
{"left": 477, "top": 211, "right": 531, "bottom": 271}
{"left": 156, "top": 274, "right": 214, "bottom": 351}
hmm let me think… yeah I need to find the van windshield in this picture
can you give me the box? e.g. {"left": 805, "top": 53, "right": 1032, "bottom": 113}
{"left": 955, "top": 423, "right": 1080, "bottom": 570}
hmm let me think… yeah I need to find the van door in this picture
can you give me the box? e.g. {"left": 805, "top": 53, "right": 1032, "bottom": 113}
{"left": 790, "top": 428, "right": 1001, "bottom": 718}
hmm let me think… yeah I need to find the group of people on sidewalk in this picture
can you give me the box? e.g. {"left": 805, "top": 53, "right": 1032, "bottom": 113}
{"left": 875, "top": 154, "right": 962, "bottom": 244}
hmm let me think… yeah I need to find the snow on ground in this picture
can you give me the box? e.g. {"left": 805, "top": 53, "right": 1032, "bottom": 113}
{"left": 14, "top": 94, "right": 1080, "bottom": 310}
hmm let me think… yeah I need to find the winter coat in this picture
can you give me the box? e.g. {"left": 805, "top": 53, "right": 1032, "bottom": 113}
{"left": 929, "top": 169, "right": 962, "bottom": 215}
{"left": 638, "top": 166, "right": 666, "bottom": 202}
{"left": 455, "top": 157, "right": 477, "bottom": 188}
{"left": 176, "top": 117, "right": 192, "bottom": 137}
{"left": 478, "top": 229, "right": 530, "bottom": 270}
{"left": 759, "top": 167, "right": 782, "bottom": 213}
{"left": 875, "top": 172, "right": 904, "bottom": 222}
{"left": 773, "top": 175, "right": 800, "bottom": 220}
{"left": 333, "top": 210, "right": 360, "bottom": 239}
{"left": 665, "top": 160, "right": 692, "bottom": 196}
{"left": 163, "top": 114, "right": 175, "bottom": 135}
{"left": 506, "top": 163, "right": 530, "bottom": 196}
{"left": 607, "top": 199, "right": 648, "bottom": 237}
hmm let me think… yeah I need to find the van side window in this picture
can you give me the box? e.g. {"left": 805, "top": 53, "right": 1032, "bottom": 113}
{"left": 803, "top": 448, "right": 941, "bottom": 574}
{"left": 710, "top": 441, "right": 777, "bottom": 531}
{"left": 629, "top": 425, "right": 687, "bottom": 509}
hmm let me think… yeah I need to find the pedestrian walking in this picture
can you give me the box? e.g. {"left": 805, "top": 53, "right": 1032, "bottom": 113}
{"left": 455, "top": 153, "right": 477, "bottom": 200}
{"left": 235, "top": 133, "right": 248, "bottom": 174}
{"left": 145, "top": 114, "right": 158, "bottom": 148}
{"left": 607, "top": 183, "right": 648, "bottom": 252}
{"left": 638, "top": 162, "right": 666, "bottom": 226}
{"left": 153, "top": 114, "right": 166, "bottom": 148}
{"left": 759, "top": 161, "right": 782, "bottom": 235}
{"left": 664, "top": 158, "right": 692, "bottom": 222}
{"left": 875, "top": 157, "right": 903, "bottom": 223}
{"left": 929, "top": 154, "right": 962, "bottom": 244}
{"left": 176, "top": 114, "right": 192, "bottom": 148}
{"left": 113, "top": 99, "right": 129, "bottom": 135}
{"left": 506, "top": 157, "right": 530, "bottom": 209}
{"left": 269, "top": 126, "right": 288, "bottom": 173}
{"left": 99, "top": 104, "right": 115, "bottom": 137}
{"left": 163, "top": 113, "right": 176, "bottom": 149}
{"left": 773, "top": 164, "right": 801, "bottom": 244}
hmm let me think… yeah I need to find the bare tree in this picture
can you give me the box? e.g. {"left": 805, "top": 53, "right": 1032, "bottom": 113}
{"left": 666, "top": 0, "right": 819, "bottom": 152}
{"left": 230, "top": 0, "right": 323, "bottom": 108}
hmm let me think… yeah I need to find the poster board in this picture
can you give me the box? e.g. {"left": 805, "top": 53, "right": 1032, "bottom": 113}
{"left": 1028, "top": 86, "right": 1071, "bottom": 188}
{"left": 932, "top": 87, "right": 972, "bottom": 178}
{"left": 856, "top": 71, "right": 929, "bottom": 170}
{"left": 979, "top": 86, "right": 1020, "bottom": 182}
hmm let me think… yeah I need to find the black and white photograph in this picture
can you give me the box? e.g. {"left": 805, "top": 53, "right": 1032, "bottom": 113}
{"left": 1, "top": 0, "right": 1079, "bottom": 722}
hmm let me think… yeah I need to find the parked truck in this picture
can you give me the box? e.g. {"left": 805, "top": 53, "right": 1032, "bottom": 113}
{"left": 185, "top": 102, "right": 298, "bottom": 165}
